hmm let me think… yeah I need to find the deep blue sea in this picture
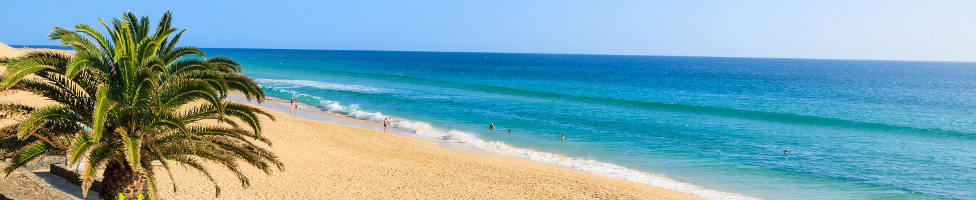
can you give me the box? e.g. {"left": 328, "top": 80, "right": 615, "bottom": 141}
{"left": 191, "top": 48, "right": 975, "bottom": 199}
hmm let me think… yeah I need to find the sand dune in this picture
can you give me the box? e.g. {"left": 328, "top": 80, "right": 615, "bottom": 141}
{"left": 0, "top": 42, "right": 23, "bottom": 59}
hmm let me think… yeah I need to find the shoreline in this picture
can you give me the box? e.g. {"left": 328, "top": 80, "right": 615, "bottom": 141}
{"left": 1, "top": 83, "right": 709, "bottom": 199}
{"left": 226, "top": 95, "right": 489, "bottom": 153}
{"left": 231, "top": 93, "right": 756, "bottom": 200}
{"left": 147, "top": 92, "right": 715, "bottom": 199}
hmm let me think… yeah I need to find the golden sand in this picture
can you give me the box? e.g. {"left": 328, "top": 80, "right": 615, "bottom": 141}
{"left": 152, "top": 99, "right": 703, "bottom": 199}
{"left": 0, "top": 42, "right": 23, "bottom": 59}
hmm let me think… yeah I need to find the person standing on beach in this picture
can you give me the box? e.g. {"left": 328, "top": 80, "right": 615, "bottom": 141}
{"left": 383, "top": 117, "right": 389, "bottom": 132}
{"left": 290, "top": 98, "right": 295, "bottom": 115}
{"left": 294, "top": 104, "right": 298, "bottom": 116}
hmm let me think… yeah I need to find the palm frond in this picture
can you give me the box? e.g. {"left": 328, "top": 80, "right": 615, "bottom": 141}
{"left": 3, "top": 141, "right": 50, "bottom": 175}
{"left": 1, "top": 51, "right": 68, "bottom": 88}
{"left": 91, "top": 84, "right": 114, "bottom": 141}
{"left": 17, "top": 105, "right": 77, "bottom": 140}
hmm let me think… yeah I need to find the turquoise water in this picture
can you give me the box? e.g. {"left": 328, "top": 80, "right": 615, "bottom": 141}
{"left": 205, "top": 48, "right": 974, "bottom": 199}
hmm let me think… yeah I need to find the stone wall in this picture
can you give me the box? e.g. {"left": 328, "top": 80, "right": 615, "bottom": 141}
{"left": 50, "top": 164, "right": 104, "bottom": 194}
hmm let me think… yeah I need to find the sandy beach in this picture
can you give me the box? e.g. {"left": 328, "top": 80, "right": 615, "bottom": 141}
{"left": 152, "top": 96, "right": 704, "bottom": 199}
{"left": 0, "top": 44, "right": 702, "bottom": 199}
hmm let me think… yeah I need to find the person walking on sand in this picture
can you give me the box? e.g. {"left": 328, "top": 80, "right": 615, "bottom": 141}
{"left": 489, "top": 123, "right": 495, "bottom": 131}
{"left": 383, "top": 117, "right": 389, "bottom": 132}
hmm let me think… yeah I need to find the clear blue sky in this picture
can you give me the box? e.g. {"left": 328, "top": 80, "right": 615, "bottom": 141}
{"left": 2, "top": 0, "right": 975, "bottom": 62}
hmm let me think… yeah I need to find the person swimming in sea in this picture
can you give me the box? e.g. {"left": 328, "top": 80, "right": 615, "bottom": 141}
{"left": 784, "top": 150, "right": 788, "bottom": 154}
{"left": 508, "top": 129, "right": 511, "bottom": 134}
{"left": 561, "top": 134, "right": 566, "bottom": 141}
{"left": 489, "top": 123, "right": 495, "bottom": 130}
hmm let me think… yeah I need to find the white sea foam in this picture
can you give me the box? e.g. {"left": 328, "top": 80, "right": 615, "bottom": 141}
{"left": 255, "top": 78, "right": 394, "bottom": 94}
{"left": 266, "top": 87, "right": 758, "bottom": 200}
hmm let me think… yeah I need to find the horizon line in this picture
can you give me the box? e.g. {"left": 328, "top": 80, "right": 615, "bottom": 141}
{"left": 15, "top": 44, "right": 976, "bottom": 64}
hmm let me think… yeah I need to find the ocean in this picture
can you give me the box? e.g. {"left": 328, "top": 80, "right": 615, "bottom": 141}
{"left": 197, "top": 48, "right": 974, "bottom": 199}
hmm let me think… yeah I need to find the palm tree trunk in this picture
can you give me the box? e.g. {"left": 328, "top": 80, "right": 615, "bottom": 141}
{"left": 98, "top": 160, "right": 147, "bottom": 200}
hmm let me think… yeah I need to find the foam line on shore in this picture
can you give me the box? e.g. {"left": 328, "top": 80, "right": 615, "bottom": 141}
{"left": 256, "top": 78, "right": 396, "bottom": 94}
{"left": 255, "top": 88, "right": 759, "bottom": 200}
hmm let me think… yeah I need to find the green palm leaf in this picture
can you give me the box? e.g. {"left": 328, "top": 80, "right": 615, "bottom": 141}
{"left": 91, "top": 84, "right": 114, "bottom": 141}
{"left": 2, "top": 141, "right": 50, "bottom": 175}
{"left": 17, "top": 105, "right": 76, "bottom": 140}
{"left": 119, "top": 129, "right": 140, "bottom": 172}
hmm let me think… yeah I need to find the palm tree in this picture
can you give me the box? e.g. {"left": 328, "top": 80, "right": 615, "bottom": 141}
{"left": 0, "top": 11, "right": 282, "bottom": 199}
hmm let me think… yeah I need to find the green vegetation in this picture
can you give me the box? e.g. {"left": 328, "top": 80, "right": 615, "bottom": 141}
{"left": 0, "top": 11, "right": 281, "bottom": 199}
{"left": 116, "top": 193, "right": 151, "bottom": 200}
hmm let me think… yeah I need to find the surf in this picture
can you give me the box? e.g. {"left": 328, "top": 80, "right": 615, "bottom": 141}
{"left": 266, "top": 87, "right": 760, "bottom": 200}
{"left": 265, "top": 71, "right": 975, "bottom": 140}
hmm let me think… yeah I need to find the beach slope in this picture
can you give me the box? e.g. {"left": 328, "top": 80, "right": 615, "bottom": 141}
{"left": 152, "top": 101, "right": 703, "bottom": 199}
{"left": 0, "top": 42, "right": 23, "bottom": 59}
